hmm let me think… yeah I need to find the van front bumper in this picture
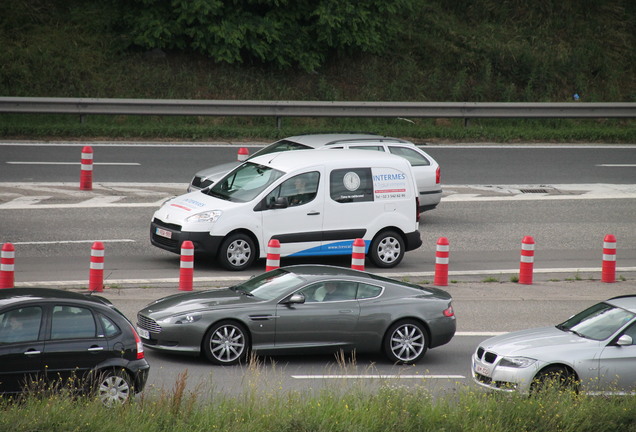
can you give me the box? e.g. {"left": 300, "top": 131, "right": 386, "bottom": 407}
{"left": 150, "top": 218, "right": 223, "bottom": 255}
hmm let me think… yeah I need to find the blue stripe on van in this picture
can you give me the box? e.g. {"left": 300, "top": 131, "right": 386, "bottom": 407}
{"left": 288, "top": 240, "right": 370, "bottom": 257}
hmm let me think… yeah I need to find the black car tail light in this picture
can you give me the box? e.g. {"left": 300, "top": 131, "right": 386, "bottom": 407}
{"left": 130, "top": 325, "right": 145, "bottom": 359}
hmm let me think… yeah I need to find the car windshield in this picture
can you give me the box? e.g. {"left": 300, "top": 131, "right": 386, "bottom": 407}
{"left": 557, "top": 302, "right": 636, "bottom": 341}
{"left": 206, "top": 162, "right": 284, "bottom": 202}
{"left": 234, "top": 269, "right": 305, "bottom": 301}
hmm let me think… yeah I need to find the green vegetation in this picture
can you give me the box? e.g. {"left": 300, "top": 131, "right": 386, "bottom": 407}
{"left": 0, "top": 0, "right": 634, "bottom": 141}
{"left": 2, "top": 369, "right": 636, "bottom": 432}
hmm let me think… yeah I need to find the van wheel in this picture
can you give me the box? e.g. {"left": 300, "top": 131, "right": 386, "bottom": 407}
{"left": 369, "top": 230, "right": 404, "bottom": 268}
{"left": 218, "top": 233, "right": 256, "bottom": 271}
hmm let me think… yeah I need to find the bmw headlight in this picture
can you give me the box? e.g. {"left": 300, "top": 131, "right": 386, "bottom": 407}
{"left": 186, "top": 210, "right": 222, "bottom": 223}
{"left": 498, "top": 357, "right": 537, "bottom": 368}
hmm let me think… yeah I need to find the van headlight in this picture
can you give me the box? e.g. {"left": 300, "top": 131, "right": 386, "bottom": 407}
{"left": 186, "top": 210, "right": 222, "bottom": 223}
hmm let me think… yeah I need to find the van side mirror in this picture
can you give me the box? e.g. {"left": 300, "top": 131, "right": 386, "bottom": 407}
{"left": 272, "top": 197, "right": 289, "bottom": 209}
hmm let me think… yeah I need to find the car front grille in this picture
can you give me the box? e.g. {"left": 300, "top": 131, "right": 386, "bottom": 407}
{"left": 137, "top": 313, "right": 162, "bottom": 333}
{"left": 153, "top": 218, "right": 181, "bottom": 231}
{"left": 476, "top": 346, "right": 498, "bottom": 364}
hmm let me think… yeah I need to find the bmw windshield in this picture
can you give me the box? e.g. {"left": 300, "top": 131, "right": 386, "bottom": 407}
{"left": 205, "top": 162, "right": 284, "bottom": 202}
{"left": 557, "top": 302, "right": 635, "bottom": 341}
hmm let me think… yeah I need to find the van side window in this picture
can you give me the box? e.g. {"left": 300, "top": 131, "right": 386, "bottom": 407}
{"left": 348, "top": 145, "right": 384, "bottom": 152}
{"left": 266, "top": 172, "right": 320, "bottom": 208}
{"left": 330, "top": 168, "right": 374, "bottom": 203}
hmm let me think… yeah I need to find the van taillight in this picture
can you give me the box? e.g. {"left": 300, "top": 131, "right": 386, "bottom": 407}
{"left": 436, "top": 166, "right": 441, "bottom": 184}
{"left": 416, "top": 198, "right": 420, "bottom": 222}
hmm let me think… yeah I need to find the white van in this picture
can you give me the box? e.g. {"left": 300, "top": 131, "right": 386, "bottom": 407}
{"left": 151, "top": 149, "right": 422, "bottom": 271}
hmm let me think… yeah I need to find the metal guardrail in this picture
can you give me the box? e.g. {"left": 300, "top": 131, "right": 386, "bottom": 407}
{"left": 1, "top": 97, "right": 634, "bottom": 127}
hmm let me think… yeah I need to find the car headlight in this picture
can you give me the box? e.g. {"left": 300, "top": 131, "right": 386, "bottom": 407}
{"left": 498, "top": 357, "right": 537, "bottom": 368}
{"left": 159, "top": 314, "right": 202, "bottom": 325}
{"left": 186, "top": 210, "right": 222, "bottom": 223}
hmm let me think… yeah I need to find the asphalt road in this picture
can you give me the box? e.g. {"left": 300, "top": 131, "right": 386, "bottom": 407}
{"left": 1, "top": 140, "right": 635, "bottom": 396}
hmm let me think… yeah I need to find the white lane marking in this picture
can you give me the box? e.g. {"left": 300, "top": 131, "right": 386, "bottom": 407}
{"left": 596, "top": 164, "right": 636, "bottom": 167}
{"left": 291, "top": 375, "right": 466, "bottom": 379}
{"left": 0, "top": 197, "right": 168, "bottom": 209}
{"left": 6, "top": 162, "right": 140, "bottom": 165}
{"left": 12, "top": 239, "right": 135, "bottom": 245}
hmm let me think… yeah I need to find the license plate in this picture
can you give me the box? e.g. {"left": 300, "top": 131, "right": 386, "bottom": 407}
{"left": 155, "top": 228, "right": 172, "bottom": 239}
{"left": 474, "top": 364, "right": 491, "bottom": 376}
{"left": 136, "top": 326, "right": 150, "bottom": 339}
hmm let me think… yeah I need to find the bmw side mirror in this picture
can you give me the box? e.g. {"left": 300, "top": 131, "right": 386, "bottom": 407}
{"left": 616, "top": 334, "right": 633, "bottom": 346}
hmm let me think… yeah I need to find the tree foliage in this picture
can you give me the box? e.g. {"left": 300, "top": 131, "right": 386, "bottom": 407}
{"left": 112, "top": 0, "right": 412, "bottom": 71}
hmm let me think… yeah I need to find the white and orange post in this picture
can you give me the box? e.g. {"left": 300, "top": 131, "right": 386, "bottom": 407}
{"left": 519, "top": 236, "right": 535, "bottom": 285}
{"left": 179, "top": 241, "right": 195, "bottom": 291}
{"left": 237, "top": 147, "right": 249, "bottom": 161}
{"left": 80, "top": 145, "right": 93, "bottom": 191}
{"left": 266, "top": 239, "right": 281, "bottom": 271}
{"left": 0, "top": 242, "right": 15, "bottom": 289}
{"left": 89, "top": 241, "right": 105, "bottom": 292}
{"left": 602, "top": 234, "right": 617, "bottom": 283}
{"left": 351, "top": 238, "right": 365, "bottom": 271}
{"left": 434, "top": 237, "right": 450, "bottom": 286}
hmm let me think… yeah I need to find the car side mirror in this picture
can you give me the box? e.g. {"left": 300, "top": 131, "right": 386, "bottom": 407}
{"left": 616, "top": 334, "right": 633, "bottom": 346}
{"left": 284, "top": 293, "right": 305, "bottom": 305}
{"left": 272, "top": 196, "right": 289, "bottom": 209}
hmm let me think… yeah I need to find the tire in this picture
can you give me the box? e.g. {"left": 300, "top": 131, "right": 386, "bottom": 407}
{"left": 94, "top": 369, "right": 132, "bottom": 407}
{"left": 217, "top": 233, "right": 256, "bottom": 271}
{"left": 531, "top": 366, "right": 578, "bottom": 394}
{"left": 383, "top": 320, "right": 428, "bottom": 364}
{"left": 203, "top": 321, "right": 250, "bottom": 365}
{"left": 369, "top": 230, "right": 405, "bottom": 268}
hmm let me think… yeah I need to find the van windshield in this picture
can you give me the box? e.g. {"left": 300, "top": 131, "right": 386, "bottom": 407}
{"left": 206, "top": 162, "right": 285, "bottom": 202}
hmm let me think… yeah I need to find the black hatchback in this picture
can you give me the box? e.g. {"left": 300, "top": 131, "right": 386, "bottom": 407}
{"left": 0, "top": 288, "right": 150, "bottom": 406}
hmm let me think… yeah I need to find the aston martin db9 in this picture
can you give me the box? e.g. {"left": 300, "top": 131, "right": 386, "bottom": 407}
{"left": 137, "top": 265, "right": 456, "bottom": 365}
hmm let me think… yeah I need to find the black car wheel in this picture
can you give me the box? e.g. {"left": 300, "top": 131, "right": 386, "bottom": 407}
{"left": 383, "top": 320, "right": 428, "bottom": 364}
{"left": 369, "top": 230, "right": 404, "bottom": 268}
{"left": 203, "top": 321, "right": 250, "bottom": 365}
{"left": 95, "top": 369, "right": 132, "bottom": 407}
{"left": 531, "top": 366, "right": 579, "bottom": 394}
{"left": 218, "top": 233, "right": 256, "bottom": 271}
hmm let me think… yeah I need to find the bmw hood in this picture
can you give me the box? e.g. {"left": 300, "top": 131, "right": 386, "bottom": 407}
{"left": 194, "top": 161, "right": 240, "bottom": 182}
{"left": 140, "top": 288, "right": 259, "bottom": 318}
{"left": 480, "top": 326, "right": 598, "bottom": 357}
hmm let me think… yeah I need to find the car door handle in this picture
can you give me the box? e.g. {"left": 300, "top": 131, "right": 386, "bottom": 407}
{"left": 339, "top": 310, "right": 354, "bottom": 314}
{"left": 24, "top": 350, "right": 41, "bottom": 356}
{"left": 88, "top": 346, "right": 104, "bottom": 352}
{"left": 307, "top": 211, "right": 320, "bottom": 216}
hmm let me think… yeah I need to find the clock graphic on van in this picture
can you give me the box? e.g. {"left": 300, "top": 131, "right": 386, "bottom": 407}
{"left": 343, "top": 172, "right": 361, "bottom": 191}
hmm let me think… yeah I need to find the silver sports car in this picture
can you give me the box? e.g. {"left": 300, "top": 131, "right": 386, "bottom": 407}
{"left": 472, "top": 295, "right": 636, "bottom": 395}
{"left": 136, "top": 265, "right": 456, "bottom": 365}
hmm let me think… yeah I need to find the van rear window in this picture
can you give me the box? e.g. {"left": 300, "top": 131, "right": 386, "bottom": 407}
{"left": 330, "top": 168, "right": 374, "bottom": 203}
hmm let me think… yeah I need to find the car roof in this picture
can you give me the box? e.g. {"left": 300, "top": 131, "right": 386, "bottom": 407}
{"left": 247, "top": 148, "right": 411, "bottom": 173}
{"left": 283, "top": 133, "right": 411, "bottom": 147}
{"left": 606, "top": 295, "right": 636, "bottom": 313}
{"left": 0, "top": 287, "right": 112, "bottom": 309}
